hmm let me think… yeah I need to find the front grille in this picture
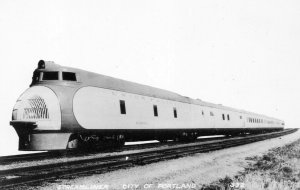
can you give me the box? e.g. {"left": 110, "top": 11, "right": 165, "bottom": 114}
{"left": 23, "top": 96, "right": 49, "bottom": 119}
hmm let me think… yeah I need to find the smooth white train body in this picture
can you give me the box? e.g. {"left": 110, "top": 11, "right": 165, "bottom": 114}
{"left": 10, "top": 60, "right": 284, "bottom": 150}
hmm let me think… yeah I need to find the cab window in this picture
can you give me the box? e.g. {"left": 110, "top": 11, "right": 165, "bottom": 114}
{"left": 62, "top": 72, "right": 77, "bottom": 81}
{"left": 42, "top": 72, "right": 59, "bottom": 80}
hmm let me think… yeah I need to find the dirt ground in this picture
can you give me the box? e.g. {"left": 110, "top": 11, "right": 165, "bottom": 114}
{"left": 37, "top": 130, "right": 300, "bottom": 190}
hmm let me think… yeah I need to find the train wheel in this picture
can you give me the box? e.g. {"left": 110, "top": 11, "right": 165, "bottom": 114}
{"left": 114, "top": 140, "right": 125, "bottom": 148}
{"left": 67, "top": 134, "right": 81, "bottom": 149}
{"left": 67, "top": 139, "right": 79, "bottom": 149}
{"left": 159, "top": 139, "right": 168, "bottom": 143}
{"left": 176, "top": 132, "right": 197, "bottom": 142}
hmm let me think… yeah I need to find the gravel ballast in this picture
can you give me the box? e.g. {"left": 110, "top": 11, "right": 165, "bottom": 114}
{"left": 32, "top": 129, "right": 300, "bottom": 190}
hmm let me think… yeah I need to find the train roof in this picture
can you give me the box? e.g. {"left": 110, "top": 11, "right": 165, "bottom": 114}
{"left": 34, "top": 60, "right": 283, "bottom": 122}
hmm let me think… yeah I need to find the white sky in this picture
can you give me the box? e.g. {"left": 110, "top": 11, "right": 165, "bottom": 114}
{"left": 0, "top": 0, "right": 299, "bottom": 156}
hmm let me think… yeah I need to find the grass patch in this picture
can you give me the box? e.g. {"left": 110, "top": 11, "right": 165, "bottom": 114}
{"left": 202, "top": 138, "right": 300, "bottom": 190}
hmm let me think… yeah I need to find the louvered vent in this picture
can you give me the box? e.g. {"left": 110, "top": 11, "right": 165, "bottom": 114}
{"left": 23, "top": 96, "right": 49, "bottom": 119}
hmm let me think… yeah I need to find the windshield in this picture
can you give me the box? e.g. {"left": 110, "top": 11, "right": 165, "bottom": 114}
{"left": 42, "top": 72, "right": 59, "bottom": 80}
{"left": 62, "top": 72, "right": 77, "bottom": 81}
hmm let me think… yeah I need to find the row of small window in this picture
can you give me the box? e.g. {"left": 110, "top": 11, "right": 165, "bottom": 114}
{"left": 33, "top": 71, "right": 77, "bottom": 82}
{"left": 120, "top": 100, "right": 242, "bottom": 121}
{"left": 248, "top": 118, "right": 263, "bottom": 123}
{"left": 247, "top": 118, "right": 280, "bottom": 124}
{"left": 212, "top": 111, "right": 243, "bottom": 120}
{"left": 222, "top": 114, "right": 230, "bottom": 121}
{"left": 119, "top": 100, "right": 178, "bottom": 118}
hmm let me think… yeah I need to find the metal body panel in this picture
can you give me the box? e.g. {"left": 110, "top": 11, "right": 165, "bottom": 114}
{"left": 28, "top": 133, "right": 71, "bottom": 150}
{"left": 72, "top": 86, "right": 283, "bottom": 130}
{"left": 10, "top": 60, "right": 284, "bottom": 150}
{"left": 11, "top": 86, "right": 61, "bottom": 130}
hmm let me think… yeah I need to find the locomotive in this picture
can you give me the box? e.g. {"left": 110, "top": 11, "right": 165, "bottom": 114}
{"left": 10, "top": 60, "right": 284, "bottom": 150}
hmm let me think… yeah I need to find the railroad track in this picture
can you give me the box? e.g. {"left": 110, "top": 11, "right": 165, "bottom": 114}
{"left": 0, "top": 136, "right": 228, "bottom": 164}
{"left": 0, "top": 128, "right": 297, "bottom": 189}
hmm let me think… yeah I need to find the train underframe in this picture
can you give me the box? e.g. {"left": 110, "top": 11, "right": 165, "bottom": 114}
{"left": 11, "top": 125, "right": 284, "bottom": 151}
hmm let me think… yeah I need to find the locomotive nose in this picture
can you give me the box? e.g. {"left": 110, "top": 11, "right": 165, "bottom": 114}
{"left": 10, "top": 86, "right": 61, "bottom": 130}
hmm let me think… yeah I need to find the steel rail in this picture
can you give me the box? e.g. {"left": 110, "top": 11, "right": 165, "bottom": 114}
{"left": 0, "top": 128, "right": 297, "bottom": 189}
{"left": 0, "top": 136, "right": 228, "bottom": 164}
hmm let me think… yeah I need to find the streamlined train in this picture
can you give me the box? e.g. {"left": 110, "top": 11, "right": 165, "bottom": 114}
{"left": 10, "top": 60, "right": 285, "bottom": 150}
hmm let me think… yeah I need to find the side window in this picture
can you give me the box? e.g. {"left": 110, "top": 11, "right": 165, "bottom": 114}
{"left": 222, "top": 114, "right": 225, "bottom": 120}
{"left": 173, "top": 107, "right": 177, "bottom": 118}
{"left": 227, "top": 114, "right": 230, "bottom": 120}
{"left": 153, "top": 105, "right": 158, "bottom": 117}
{"left": 62, "top": 72, "right": 77, "bottom": 81}
{"left": 42, "top": 72, "right": 59, "bottom": 80}
{"left": 120, "top": 100, "right": 126, "bottom": 114}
